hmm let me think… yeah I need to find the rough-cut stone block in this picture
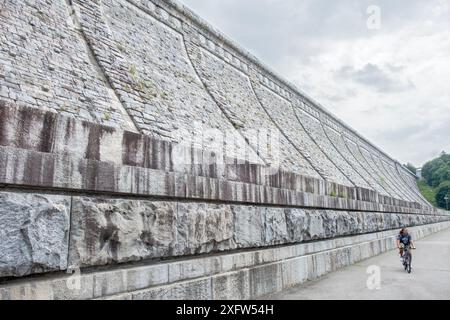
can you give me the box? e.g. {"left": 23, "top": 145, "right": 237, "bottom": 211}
{"left": 264, "top": 208, "right": 289, "bottom": 245}
{"left": 320, "top": 210, "right": 339, "bottom": 237}
{"left": 174, "top": 203, "right": 235, "bottom": 255}
{"left": 307, "top": 210, "right": 326, "bottom": 240}
{"left": 132, "top": 278, "right": 212, "bottom": 300}
{"left": 68, "top": 197, "right": 177, "bottom": 268}
{"left": 233, "top": 205, "right": 264, "bottom": 247}
{"left": 212, "top": 269, "right": 250, "bottom": 300}
{"left": 0, "top": 192, "right": 70, "bottom": 278}
{"left": 69, "top": 198, "right": 240, "bottom": 268}
{"left": 285, "top": 209, "right": 308, "bottom": 242}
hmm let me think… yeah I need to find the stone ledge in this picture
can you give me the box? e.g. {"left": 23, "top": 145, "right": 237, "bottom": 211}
{"left": 0, "top": 145, "right": 437, "bottom": 215}
{"left": 66, "top": 197, "right": 450, "bottom": 269}
{"left": 0, "top": 102, "right": 430, "bottom": 212}
{"left": 1, "top": 221, "right": 449, "bottom": 300}
{"left": 101, "top": 220, "right": 450, "bottom": 300}
{"left": 0, "top": 190, "right": 448, "bottom": 280}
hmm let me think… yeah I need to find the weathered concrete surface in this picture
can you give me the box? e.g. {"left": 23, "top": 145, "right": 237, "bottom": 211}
{"left": 266, "top": 227, "right": 450, "bottom": 300}
{"left": 0, "top": 192, "right": 70, "bottom": 277}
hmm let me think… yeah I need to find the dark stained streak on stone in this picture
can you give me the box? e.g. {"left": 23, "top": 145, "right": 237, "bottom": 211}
{"left": 102, "top": 209, "right": 120, "bottom": 263}
{"left": 122, "top": 130, "right": 142, "bottom": 167}
{"left": 84, "top": 123, "right": 101, "bottom": 161}
{"left": 0, "top": 103, "right": 9, "bottom": 148}
{"left": 151, "top": 138, "right": 159, "bottom": 170}
{"left": 64, "top": 117, "right": 75, "bottom": 145}
{"left": 40, "top": 112, "right": 57, "bottom": 153}
{"left": 142, "top": 135, "right": 151, "bottom": 169}
{"left": 167, "top": 142, "right": 174, "bottom": 172}
{"left": 24, "top": 152, "right": 43, "bottom": 186}
{"left": 165, "top": 172, "right": 175, "bottom": 197}
{"left": 83, "top": 122, "right": 116, "bottom": 161}
{"left": 17, "top": 107, "right": 34, "bottom": 150}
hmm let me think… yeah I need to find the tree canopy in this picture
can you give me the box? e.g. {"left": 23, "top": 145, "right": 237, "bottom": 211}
{"left": 421, "top": 152, "right": 450, "bottom": 187}
{"left": 420, "top": 151, "right": 450, "bottom": 210}
{"left": 436, "top": 181, "right": 450, "bottom": 209}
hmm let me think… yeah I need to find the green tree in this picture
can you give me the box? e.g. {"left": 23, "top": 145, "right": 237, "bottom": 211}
{"left": 436, "top": 181, "right": 450, "bottom": 210}
{"left": 422, "top": 152, "right": 450, "bottom": 187}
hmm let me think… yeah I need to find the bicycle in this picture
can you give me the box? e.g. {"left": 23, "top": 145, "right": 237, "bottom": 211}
{"left": 400, "top": 244, "right": 416, "bottom": 273}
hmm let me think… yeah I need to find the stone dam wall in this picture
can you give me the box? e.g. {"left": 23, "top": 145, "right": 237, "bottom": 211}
{"left": 0, "top": 0, "right": 449, "bottom": 300}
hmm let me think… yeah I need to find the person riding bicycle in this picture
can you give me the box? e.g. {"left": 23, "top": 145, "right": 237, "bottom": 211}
{"left": 396, "top": 228, "right": 416, "bottom": 261}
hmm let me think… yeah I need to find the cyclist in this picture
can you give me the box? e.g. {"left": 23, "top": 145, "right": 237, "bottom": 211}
{"left": 396, "top": 228, "right": 416, "bottom": 262}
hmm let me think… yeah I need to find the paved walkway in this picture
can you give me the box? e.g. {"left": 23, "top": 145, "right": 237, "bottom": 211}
{"left": 266, "top": 228, "right": 450, "bottom": 300}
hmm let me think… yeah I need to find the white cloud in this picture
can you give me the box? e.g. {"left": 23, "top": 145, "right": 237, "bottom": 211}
{"left": 179, "top": 0, "right": 450, "bottom": 166}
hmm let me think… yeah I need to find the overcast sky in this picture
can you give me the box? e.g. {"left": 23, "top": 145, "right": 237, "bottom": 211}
{"left": 178, "top": 0, "right": 450, "bottom": 167}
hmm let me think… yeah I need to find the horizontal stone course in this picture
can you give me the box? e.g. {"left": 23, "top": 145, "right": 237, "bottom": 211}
{"left": 1, "top": 189, "right": 446, "bottom": 281}
{"left": 1, "top": 221, "right": 448, "bottom": 300}
{"left": 67, "top": 196, "right": 450, "bottom": 270}
{"left": 0, "top": 102, "right": 436, "bottom": 215}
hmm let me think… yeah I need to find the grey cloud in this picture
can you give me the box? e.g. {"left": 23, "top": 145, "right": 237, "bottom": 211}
{"left": 375, "top": 120, "right": 450, "bottom": 166}
{"left": 336, "top": 63, "right": 415, "bottom": 92}
{"left": 386, "top": 63, "right": 406, "bottom": 73}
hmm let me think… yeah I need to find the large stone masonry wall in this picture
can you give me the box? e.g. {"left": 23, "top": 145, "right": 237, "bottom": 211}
{"left": 322, "top": 121, "right": 388, "bottom": 195}
{"left": 396, "top": 162, "right": 430, "bottom": 205}
{"left": 290, "top": 101, "right": 371, "bottom": 189}
{"left": 0, "top": 0, "right": 135, "bottom": 131}
{"left": 0, "top": 104, "right": 449, "bottom": 284}
{"left": 184, "top": 42, "right": 321, "bottom": 179}
{"left": 250, "top": 80, "right": 353, "bottom": 187}
{"left": 0, "top": 0, "right": 448, "bottom": 300}
{"left": 0, "top": 0, "right": 431, "bottom": 204}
